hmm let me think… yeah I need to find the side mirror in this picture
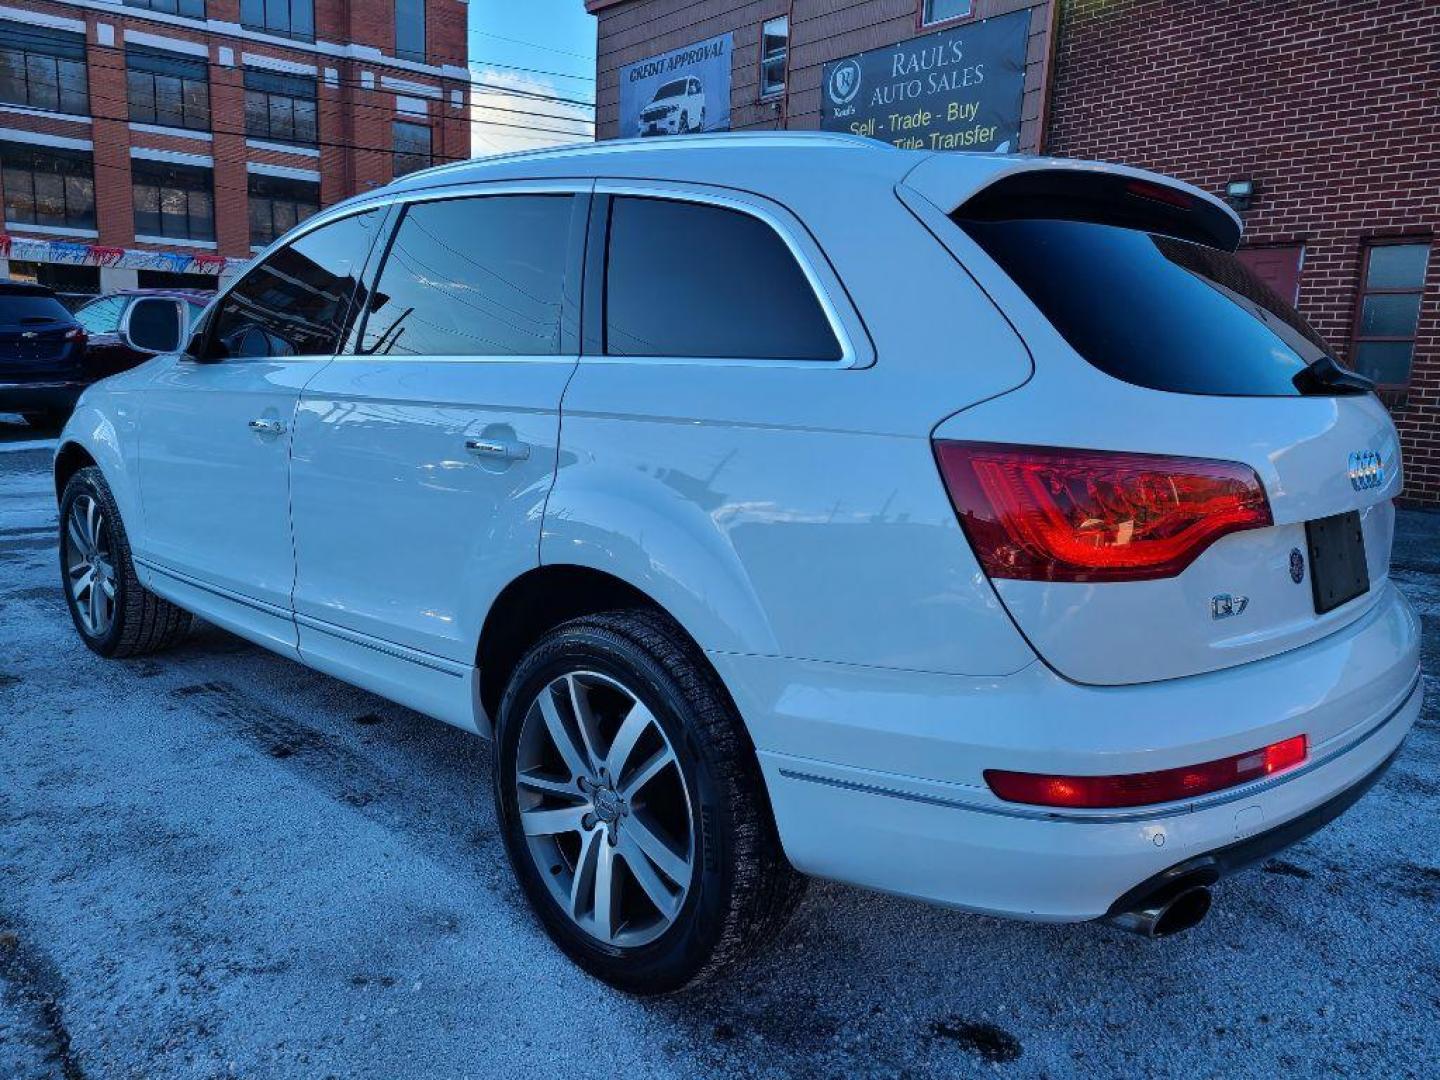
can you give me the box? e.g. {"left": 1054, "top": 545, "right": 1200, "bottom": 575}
{"left": 124, "top": 298, "right": 185, "bottom": 354}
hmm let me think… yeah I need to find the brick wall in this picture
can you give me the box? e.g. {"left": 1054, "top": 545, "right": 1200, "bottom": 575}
{"left": 1044, "top": 0, "right": 1440, "bottom": 505}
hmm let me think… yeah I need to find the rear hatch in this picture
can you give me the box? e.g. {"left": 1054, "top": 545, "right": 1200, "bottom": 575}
{"left": 0, "top": 290, "right": 83, "bottom": 382}
{"left": 911, "top": 163, "right": 1400, "bottom": 685}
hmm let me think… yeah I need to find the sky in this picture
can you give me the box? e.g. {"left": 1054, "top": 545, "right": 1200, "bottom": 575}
{"left": 467, "top": 1, "right": 598, "bottom": 155}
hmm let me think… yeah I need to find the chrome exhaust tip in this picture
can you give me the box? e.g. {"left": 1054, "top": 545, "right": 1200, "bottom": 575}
{"left": 1107, "top": 884, "right": 1212, "bottom": 939}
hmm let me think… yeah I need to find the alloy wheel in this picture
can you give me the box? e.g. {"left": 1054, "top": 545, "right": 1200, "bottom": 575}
{"left": 514, "top": 670, "right": 696, "bottom": 947}
{"left": 64, "top": 493, "right": 116, "bottom": 637}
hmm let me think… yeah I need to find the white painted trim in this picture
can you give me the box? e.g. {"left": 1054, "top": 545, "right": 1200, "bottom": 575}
{"left": 217, "top": 46, "right": 234, "bottom": 67}
{"left": 0, "top": 104, "right": 91, "bottom": 125}
{"left": 124, "top": 28, "right": 209, "bottom": 56}
{"left": 0, "top": 5, "right": 85, "bottom": 34}
{"left": 246, "top": 161, "right": 320, "bottom": 181}
{"left": 129, "top": 122, "right": 213, "bottom": 142}
{"left": 241, "top": 51, "right": 318, "bottom": 76}
{"left": 395, "top": 95, "right": 428, "bottom": 118}
{"left": 4, "top": 221, "right": 98, "bottom": 239}
{"left": 130, "top": 146, "right": 213, "bottom": 167}
{"left": 381, "top": 76, "right": 441, "bottom": 99}
{"left": 244, "top": 138, "right": 320, "bottom": 159}
{"left": 95, "top": 22, "right": 115, "bottom": 46}
{"left": 134, "top": 235, "right": 217, "bottom": 250}
{"left": 0, "top": 126, "right": 91, "bottom": 150}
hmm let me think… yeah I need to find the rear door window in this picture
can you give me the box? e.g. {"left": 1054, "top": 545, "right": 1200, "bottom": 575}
{"left": 0, "top": 292, "right": 73, "bottom": 325}
{"left": 75, "top": 295, "right": 126, "bottom": 334}
{"left": 604, "top": 196, "right": 841, "bottom": 361}
{"left": 960, "top": 216, "right": 1336, "bottom": 397}
{"left": 358, "top": 195, "right": 577, "bottom": 357}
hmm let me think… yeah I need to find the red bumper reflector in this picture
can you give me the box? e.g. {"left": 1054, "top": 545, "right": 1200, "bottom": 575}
{"left": 984, "top": 735, "right": 1308, "bottom": 809}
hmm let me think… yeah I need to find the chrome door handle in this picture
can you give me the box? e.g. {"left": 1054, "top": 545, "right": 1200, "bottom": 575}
{"left": 248, "top": 418, "right": 285, "bottom": 435}
{"left": 465, "top": 437, "right": 530, "bottom": 461}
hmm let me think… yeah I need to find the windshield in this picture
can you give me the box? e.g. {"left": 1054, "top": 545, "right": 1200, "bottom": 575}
{"left": 0, "top": 293, "right": 74, "bottom": 326}
{"left": 654, "top": 80, "right": 687, "bottom": 100}
{"left": 961, "top": 217, "right": 1338, "bottom": 397}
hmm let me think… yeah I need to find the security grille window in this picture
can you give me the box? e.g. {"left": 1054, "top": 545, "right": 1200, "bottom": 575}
{"left": 604, "top": 196, "right": 842, "bottom": 360}
{"left": 395, "top": 0, "right": 426, "bottom": 62}
{"left": 127, "top": 46, "right": 211, "bottom": 132}
{"left": 132, "top": 159, "right": 214, "bottom": 242}
{"left": 123, "top": 0, "right": 206, "bottom": 18}
{"left": 760, "top": 17, "right": 788, "bottom": 98}
{"left": 922, "top": 0, "right": 973, "bottom": 24}
{"left": 0, "top": 143, "right": 96, "bottom": 230}
{"left": 0, "top": 21, "right": 89, "bottom": 116}
{"left": 1350, "top": 242, "right": 1431, "bottom": 388}
{"left": 239, "top": 0, "right": 315, "bottom": 42}
{"left": 359, "top": 195, "right": 576, "bottom": 357}
{"left": 392, "top": 121, "right": 431, "bottom": 177}
{"left": 244, "top": 69, "right": 318, "bottom": 146}
{"left": 249, "top": 173, "right": 320, "bottom": 247}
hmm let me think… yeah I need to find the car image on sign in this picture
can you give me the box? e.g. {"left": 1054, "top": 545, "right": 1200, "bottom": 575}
{"left": 638, "top": 77, "right": 706, "bottom": 136}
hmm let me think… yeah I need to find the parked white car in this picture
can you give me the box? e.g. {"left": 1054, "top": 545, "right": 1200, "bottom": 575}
{"left": 638, "top": 77, "right": 705, "bottom": 136}
{"left": 54, "top": 133, "right": 1421, "bottom": 993}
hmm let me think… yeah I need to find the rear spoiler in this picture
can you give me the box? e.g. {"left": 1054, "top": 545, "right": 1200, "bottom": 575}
{"left": 901, "top": 156, "right": 1242, "bottom": 251}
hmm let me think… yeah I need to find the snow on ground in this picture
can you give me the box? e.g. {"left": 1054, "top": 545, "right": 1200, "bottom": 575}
{"left": 1, "top": 415, "right": 1437, "bottom": 1079}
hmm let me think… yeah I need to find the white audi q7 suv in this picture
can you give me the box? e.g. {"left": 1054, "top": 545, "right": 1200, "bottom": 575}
{"left": 53, "top": 133, "right": 1421, "bottom": 993}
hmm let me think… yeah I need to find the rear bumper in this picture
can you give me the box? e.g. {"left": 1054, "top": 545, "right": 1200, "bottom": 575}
{"left": 0, "top": 380, "right": 83, "bottom": 413}
{"left": 715, "top": 581, "right": 1422, "bottom": 920}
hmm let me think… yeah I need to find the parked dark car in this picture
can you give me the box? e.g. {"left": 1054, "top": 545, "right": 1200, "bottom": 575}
{"left": 73, "top": 289, "right": 212, "bottom": 387}
{"left": 0, "top": 282, "right": 90, "bottom": 428}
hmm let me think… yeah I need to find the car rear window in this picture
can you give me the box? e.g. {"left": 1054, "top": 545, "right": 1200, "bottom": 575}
{"left": 959, "top": 217, "right": 1337, "bottom": 397}
{"left": 0, "top": 293, "right": 73, "bottom": 325}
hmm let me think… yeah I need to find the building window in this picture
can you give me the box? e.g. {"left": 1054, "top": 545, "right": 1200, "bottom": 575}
{"left": 133, "top": 159, "right": 214, "bottom": 242}
{"left": 0, "top": 21, "right": 89, "bottom": 116}
{"left": 395, "top": 0, "right": 426, "bottom": 62}
{"left": 240, "top": 0, "right": 315, "bottom": 43}
{"left": 249, "top": 173, "right": 320, "bottom": 247}
{"left": 760, "top": 16, "right": 788, "bottom": 98}
{"left": 921, "top": 0, "right": 973, "bottom": 25}
{"left": 123, "top": 0, "right": 206, "bottom": 18}
{"left": 244, "top": 70, "right": 318, "bottom": 146}
{"left": 1351, "top": 242, "right": 1431, "bottom": 388}
{"left": 1, "top": 143, "right": 95, "bottom": 230}
{"left": 392, "top": 121, "right": 431, "bottom": 177}
{"left": 127, "top": 46, "right": 211, "bottom": 132}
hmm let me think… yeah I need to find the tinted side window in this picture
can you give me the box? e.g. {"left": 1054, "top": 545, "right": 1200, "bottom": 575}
{"left": 74, "top": 295, "right": 126, "bottom": 334}
{"left": 209, "top": 209, "right": 383, "bottom": 359}
{"left": 128, "top": 298, "right": 181, "bottom": 352}
{"left": 604, "top": 197, "right": 841, "bottom": 360}
{"left": 359, "top": 195, "right": 574, "bottom": 357}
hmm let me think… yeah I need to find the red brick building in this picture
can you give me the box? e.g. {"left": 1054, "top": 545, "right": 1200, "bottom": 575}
{"left": 0, "top": 0, "right": 470, "bottom": 296}
{"left": 585, "top": 0, "right": 1439, "bottom": 506}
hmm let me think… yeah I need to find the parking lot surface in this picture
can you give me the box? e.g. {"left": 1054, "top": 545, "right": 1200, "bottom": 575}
{"left": 2, "top": 413, "right": 1437, "bottom": 1079}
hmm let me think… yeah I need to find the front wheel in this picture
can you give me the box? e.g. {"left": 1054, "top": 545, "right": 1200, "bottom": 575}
{"left": 493, "top": 610, "right": 805, "bottom": 993}
{"left": 60, "top": 466, "right": 192, "bottom": 658}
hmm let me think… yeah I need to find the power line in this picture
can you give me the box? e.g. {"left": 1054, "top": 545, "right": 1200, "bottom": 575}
{"left": 466, "top": 29, "right": 595, "bottom": 63}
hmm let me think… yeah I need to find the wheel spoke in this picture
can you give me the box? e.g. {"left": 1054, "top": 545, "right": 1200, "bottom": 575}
{"left": 516, "top": 771, "right": 580, "bottom": 798}
{"left": 618, "top": 834, "right": 680, "bottom": 919}
{"left": 620, "top": 746, "right": 674, "bottom": 800}
{"left": 592, "top": 836, "right": 620, "bottom": 943}
{"left": 536, "top": 688, "right": 589, "bottom": 782}
{"left": 626, "top": 813, "right": 691, "bottom": 886}
{"left": 84, "top": 498, "right": 99, "bottom": 552}
{"left": 565, "top": 674, "right": 603, "bottom": 776}
{"left": 71, "top": 567, "right": 94, "bottom": 597}
{"left": 66, "top": 514, "right": 87, "bottom": 557}
{"left": 88, "top": 579, "right": 104, "bottom": 631}
{"left": 520, "top": 805, "right": 587, "bottom": 837}
{"left": 606, "top": 700, "right": 655, "bottom": 783}
{"left": 569, "top": 827, "right": 602, "bottom": 920}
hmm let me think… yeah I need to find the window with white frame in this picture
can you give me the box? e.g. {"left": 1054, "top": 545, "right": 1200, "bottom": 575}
{"left": 127, "top": 46, "right": 211, "bottom": 132}
{"left": 922, "top": 0, "right": 973, "bottom": 25}
{"left": 0, "top": 21, "right": 88, "bottom": 116}
{"left": 244, "top": 69, "right": 319, "bottom": 146}
{"left": 760, "top": 16, "right": 788, "bottom": 98}
{"left": 133, "top": 158, "right": 214, "bottom": 242}
{"left": 0, "top": 142, "right": 96, "bottom": 230}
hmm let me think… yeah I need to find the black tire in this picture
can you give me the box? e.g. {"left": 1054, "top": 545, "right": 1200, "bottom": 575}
{"left": 59, "top": 466, "right": 192, "bottom": 658}
{"left": 493, "top": 610, "right": 806, "bottom": 994}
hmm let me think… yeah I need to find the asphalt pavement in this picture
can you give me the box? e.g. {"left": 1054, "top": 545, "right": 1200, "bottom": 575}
{"left": 2, "top": 411, "right": 1437, "bottom": 1079}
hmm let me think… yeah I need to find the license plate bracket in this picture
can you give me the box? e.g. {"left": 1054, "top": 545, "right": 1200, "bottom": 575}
{"left": 1305, "top": 510, "right": 1369, "bottom": 614}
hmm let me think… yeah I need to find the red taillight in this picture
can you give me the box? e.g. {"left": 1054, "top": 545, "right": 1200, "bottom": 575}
{"left": 64, "top": 327, "right": 86, "bottom": 342}
{"left": 985, "top": 735, "right": 1308, "bottom": 809}
{"left": 933, "top": 442, "right": 1272, "bottom": 582}
{"left": 1125, "top": 178, "right": 1193, "bottom": 209}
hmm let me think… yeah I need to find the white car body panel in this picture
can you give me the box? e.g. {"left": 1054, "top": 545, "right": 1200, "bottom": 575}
{"left": 54, "top": 134, "right": 1422, "bottom": 926}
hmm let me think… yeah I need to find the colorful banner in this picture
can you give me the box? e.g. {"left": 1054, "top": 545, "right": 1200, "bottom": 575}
{"left": 0, "top": 233, "right": 248, "bottom": 276}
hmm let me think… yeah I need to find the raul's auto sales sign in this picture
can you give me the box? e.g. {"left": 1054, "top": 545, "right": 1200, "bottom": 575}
{"left": 820, "top": 11, "right": 1028, "bottom": 152}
